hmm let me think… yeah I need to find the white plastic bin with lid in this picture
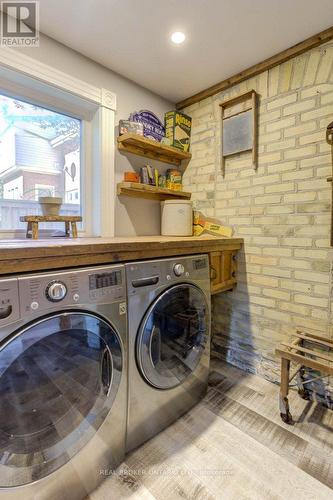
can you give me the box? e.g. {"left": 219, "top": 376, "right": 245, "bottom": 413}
{"left": 161, "top": 200, "right": 193, "bottom": 236}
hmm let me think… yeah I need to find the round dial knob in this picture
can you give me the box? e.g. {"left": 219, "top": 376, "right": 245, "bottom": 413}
{"left": 173, "top": 263, "right": 185, "bottom": 277}
{"left": 46, "top": 281, "right": 67, "bottom": 302}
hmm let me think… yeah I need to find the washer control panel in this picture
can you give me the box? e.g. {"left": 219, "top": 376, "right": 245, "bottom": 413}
{"left": 18, "top": 265, "right": 126, "bottom": 316}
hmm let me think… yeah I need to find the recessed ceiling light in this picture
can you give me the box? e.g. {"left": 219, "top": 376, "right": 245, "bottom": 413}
{"left": 171, "top": 32, "right": 186, "bottom": 44}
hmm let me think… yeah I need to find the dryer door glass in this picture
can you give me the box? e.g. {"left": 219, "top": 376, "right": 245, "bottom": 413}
{"left": 137, "top": 284, "right": 209, "bottom": 389}
{"left": 0, "top": 312, "right": 122, "bottom": 487}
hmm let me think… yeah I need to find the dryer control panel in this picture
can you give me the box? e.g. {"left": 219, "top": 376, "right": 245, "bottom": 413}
{"left": 126, "top": 254, "right": 210, "bottom": 295}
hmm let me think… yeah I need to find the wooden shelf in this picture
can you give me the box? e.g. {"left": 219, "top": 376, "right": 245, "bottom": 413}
{"left": 117, "top": 133, "right": 192, "bottom": 166}
{"left": 117, "top": 182, "right": 191, "bottom": 201}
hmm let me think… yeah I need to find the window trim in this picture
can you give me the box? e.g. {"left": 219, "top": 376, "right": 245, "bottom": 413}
{"left": 0, "top": 47, "right": 117, "bottom": 238}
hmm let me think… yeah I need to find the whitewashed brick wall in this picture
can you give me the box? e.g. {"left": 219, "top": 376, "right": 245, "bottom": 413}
{"left": 183, "top": 42, "right": 333, "bottom": 401}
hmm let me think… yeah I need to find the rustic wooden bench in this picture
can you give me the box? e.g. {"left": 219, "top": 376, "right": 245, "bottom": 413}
{"left": 20, "top": 215, "right": 82, "bottom": 239}
{"left": 275, "top": 330, "right": 333, "bottom": 424}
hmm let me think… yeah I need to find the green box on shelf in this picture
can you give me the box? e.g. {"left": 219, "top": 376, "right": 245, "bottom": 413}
{"left": 165, "top": 111, "right": 192, "bottom": 152}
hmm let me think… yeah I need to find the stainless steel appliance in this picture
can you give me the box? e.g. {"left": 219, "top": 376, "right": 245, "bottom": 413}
{"left": 125, "top": 254, "right": 211, "bottom": 452}
{"left": 0, "top": 265, "right": 127, "bottom": 500}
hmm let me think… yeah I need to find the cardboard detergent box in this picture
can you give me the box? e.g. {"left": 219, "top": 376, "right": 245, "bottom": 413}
{"left": 193, "top": 211, "right": 233, "bottom": 238}
{"left": 165, "top": 111, "right": 192, "bottom": 152}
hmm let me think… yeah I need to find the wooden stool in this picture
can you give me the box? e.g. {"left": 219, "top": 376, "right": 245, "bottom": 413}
{"left": 275, "top": 330, "right": 333, "bottom": 424}
{"left": 20, "top": 215, "right": 82, "bottom": 239}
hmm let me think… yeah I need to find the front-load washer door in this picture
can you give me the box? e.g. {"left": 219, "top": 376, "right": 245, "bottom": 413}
{"left": 137, "top": 284, "right": 209, "bottom": 390}
{"left": 0, "top": 312, "right": 122, "bottom": 488}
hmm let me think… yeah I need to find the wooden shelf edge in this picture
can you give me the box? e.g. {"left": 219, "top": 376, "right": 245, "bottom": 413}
{"left": 117, "top": 182, "right": 192, "bottom": 201}
{"left": 117, "top": 133, "right": 192, "bottom": 166}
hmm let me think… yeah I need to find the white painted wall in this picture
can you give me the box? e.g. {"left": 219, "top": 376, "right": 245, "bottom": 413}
{"left": 12, "top": 32, "right": 173, "bottom": 236}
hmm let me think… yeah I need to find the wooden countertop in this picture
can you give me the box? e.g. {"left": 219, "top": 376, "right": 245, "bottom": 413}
{"left": 0, "top": 235, "right": 243, "bottom": 276}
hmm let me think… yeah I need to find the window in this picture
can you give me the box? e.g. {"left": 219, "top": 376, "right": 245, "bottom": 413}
{"left": 0, "top": 48, "right": 116, "bottom": 237}
{"left": 0, "top": 93, "right": 81, "bottom": 230}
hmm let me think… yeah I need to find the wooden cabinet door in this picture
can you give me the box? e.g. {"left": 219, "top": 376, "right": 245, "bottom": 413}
{"left": 209, "top": 250, "right": 237, "bottom": 294}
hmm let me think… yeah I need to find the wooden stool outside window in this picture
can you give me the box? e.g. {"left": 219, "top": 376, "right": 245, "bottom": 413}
{"left": 20, "top": 216, "right": 82, "bottom": 239}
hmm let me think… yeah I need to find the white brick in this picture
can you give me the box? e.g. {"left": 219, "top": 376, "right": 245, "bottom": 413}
{"left": 297, "top": 179, "right": 326, "bottom": 191}
{"left": 303, "top": 51, "right": 321, "bottom": 86}
{"left": 265, "top": 182, "right": 294, "bottom": 193}
{"left": 301, "top": 83, "right": 333, "bottom": 99}
{"left": 284, "top": 121, "right": 317, "bottom": 138}
{"left": 263, "top": 288, "right": 291, "bottom": 301}
{"left": 267, "top": 161, "right": 297, "bottom": 173}
{"left": 283, "top": 99, "right": 315, "bottom": 116}
{"left": 300, "top": 154, "right": 330, "bottom": 168}
{"left": 262, "top": 267, "right": 291, "bottom": 278}
{"left": 294, "top": 271, "right": 329, "bottom": 283}
{"left": 281, "top": 169, "right": 314, "bottom": 181}
{"left": 251, "top": 255, "right": 278, "bottom": 266}
{"left": 266, "top": 138, "right": 296, "bottom": 152}
{"left": 321, "top": 91, "right": 333, "bottom": 105}
{"left": 280, "top": 258, "right": 311, "bottom": 270}
{"left": 259, "top": 110, "right": 281, "bottom": 123}
{"left": 282, "top": 237, "right": 313, "bottom": 247}
{"left": 259, "top": 131, "right": 282, "bottom": 144}
{"left": 263, "top": 247, "right": 292, "bottom": 257}
{"left": 266, "top": 94, "right": 297, "bottom": 110}
{"left": 284, "top": 192, "right": 316, "bottom": 203}
{"left": 299, "top": 130, "right": 327, "bottom": 145}
{"left": 294, "top": 249, "right": 329, "bottom": 259}
{"left": 280, "top": 302, "right": 310, "bottom": 315}
{"left": 280, "top": 280, "right": 311, "bottom": 293}
{"left": 284, "top": 145, "right": 316, "bottom": 160}
{"left": 266, "top": 116, "right": 296, "bottom": 132}
{"left": 266, "top": 205, "right": 294, "bottom": 214}
{"left": 301, "top": 105, "right": 333, "bottom": 122}
{"left": 254, "top": 194, "right": 281, "bottom": 205}
{"left": 294, "top": 294, "right": 328, "bottom": 308}
{"left": 253, "top": 174, "right": 280, "bottom": 185}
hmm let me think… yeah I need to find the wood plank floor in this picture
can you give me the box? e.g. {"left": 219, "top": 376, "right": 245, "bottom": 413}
{"left": 89, "top": 360, "right": 333, "bottom": 500}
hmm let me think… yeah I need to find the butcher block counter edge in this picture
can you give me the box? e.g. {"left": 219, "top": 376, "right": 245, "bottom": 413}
{"left": 0, "top": 236, "right": 243, "bottom": 279}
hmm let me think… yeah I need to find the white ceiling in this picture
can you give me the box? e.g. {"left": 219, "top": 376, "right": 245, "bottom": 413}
{"left": 36, "top": 0, "right": 333, "bottom": 103}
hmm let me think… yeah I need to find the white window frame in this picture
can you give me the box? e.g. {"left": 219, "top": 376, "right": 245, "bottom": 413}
{"left": 0, "top": 47, "right": 117, "bottom": 238}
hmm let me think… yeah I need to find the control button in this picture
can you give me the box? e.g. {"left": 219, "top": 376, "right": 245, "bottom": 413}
{"left": 31, "top": 301, "right": 39, "bottom": 310}
{"left": 166, "top": 274, "right": 171, "bottom": 281}
{"left": 46, "top": 281, "right": 67, "bottom": 302}
{"left": 185, "top": 272, "right": 190, "bottom": 277}
{"left": 173, "top": 263, "right": 185, "bottom": 277}
{"left": 73, "top": 293, "right": 80, "bottom": 302}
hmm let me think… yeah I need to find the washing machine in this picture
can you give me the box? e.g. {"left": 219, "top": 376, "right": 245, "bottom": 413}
{"left": 0, "top": 264, "right": 127, "bottom": 500}
{"left": 125, "top": 254, "right": 211, "bottom": 452}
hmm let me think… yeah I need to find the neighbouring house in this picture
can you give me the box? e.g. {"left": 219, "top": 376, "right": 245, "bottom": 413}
{"left": 0, "top": 122, "right": 79, "bottom": 201}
